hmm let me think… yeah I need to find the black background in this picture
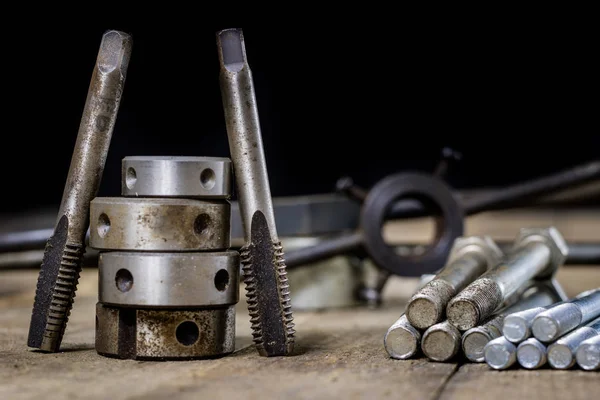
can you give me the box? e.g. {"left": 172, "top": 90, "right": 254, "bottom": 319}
{"left": 3, "top": 13, "right": 597, "bottom": 213}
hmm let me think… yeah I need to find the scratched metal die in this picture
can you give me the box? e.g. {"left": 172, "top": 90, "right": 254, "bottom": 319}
{"left": 89, "top": 197, "right": 231, "bottom": 251}
{"left": 95, "top": 303, "right": 235, "bottom": 360}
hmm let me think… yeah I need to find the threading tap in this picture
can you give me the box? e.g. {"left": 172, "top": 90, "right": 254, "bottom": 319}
{"left": 27, "top": 30, "right": 132, "bottom": 352}
{"left": 406, "top": 236, "right": 503, "bottom": 330}
{"left": 217, "top": 28, "right": 294, "bottom": 357}
{"left": 532, "top": 288, "right": 600, "bottom": 343}
{"left": 547, "top": 316, "right": 600, "bottom": 369}
{"left": 447, "top": 227, "right": 568, "bottom": 331}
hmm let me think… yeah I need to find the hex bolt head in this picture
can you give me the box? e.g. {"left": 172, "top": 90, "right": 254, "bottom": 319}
{"left": 446, "top": 236, "right": 504, "bottom": 270}
{"left": 513, "top": 227, "right": 568, "bottom": 279}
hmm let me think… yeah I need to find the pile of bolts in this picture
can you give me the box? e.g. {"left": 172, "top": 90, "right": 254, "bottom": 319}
{"left": 384, "top": 228, "right": 600, "bottom": 371}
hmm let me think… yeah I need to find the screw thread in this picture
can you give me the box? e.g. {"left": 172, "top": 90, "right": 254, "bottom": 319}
{"left": 41, "top": 242, "right": 85, "bottom": 351}
{"left": 407, "top": 279, "right": 456, "bottom": 329}
{"left": 447, "top": 278, "right": 503, "bottom": 331}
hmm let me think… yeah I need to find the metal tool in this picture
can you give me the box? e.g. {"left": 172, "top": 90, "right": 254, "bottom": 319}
{"left": 94, "top": 154, "right": 237, "bottom": 360}
{"left": 532, "top": 288, "right": 600, "bottom": 342}
{"left": 406, "top": 236, "right": 503, "bottom": 330}
{"left": 547, "top": 317, "right": 600, "bottom": 369}
{"left": 217, "top": 28, "right": 294, "bottom": 356}
{"left": 517, "top": 338, "right": 548, "bottom": 369}
{"left": 341, "top": 160, "right": 600, "bottom": 220}
{"left": 28, "top": 30, "right": 132, "bottom": 352}
{"left": 98, "top": 252, "right": 239, "bottom": 307}
{"left": 462, "top": 283, "right": 562, "bottom": 362}
{"left": 121, "top": 156, "right": 232, "bottom": 199}
{"left": 576, "top": 335, "right": 600, "bottom": 371}
{"left": 284, "top": 160, "right": 600, "bottom": 281}
{"left": 89, "top": 197, "right": 231, "bottom": 251}
{"left": 95, "top": 250, "right": 239, "bottom": 360}
{"left": 96, "top": 303, "right": 236, "bottom": 360}
{"left": 484, "top": 336, "right": 518, "bottom": 370}
{"left": 384, "top": 314, "right": 422, "bottom": 360}
{"left": 447, "top": 227, "right": 568, "bottom": 331}
{"left": 287, "top": 172, "right": 465, "bottom": 277}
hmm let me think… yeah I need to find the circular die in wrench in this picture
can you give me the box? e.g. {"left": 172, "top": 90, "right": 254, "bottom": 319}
{"left": 99, "top": 251, "right": 240, "bottom": 307}
{"left": 121, "top": 156, "right": 232, "bottom": 199}
{"left": 89, "top": 197, "right": 231, "bottom": 251}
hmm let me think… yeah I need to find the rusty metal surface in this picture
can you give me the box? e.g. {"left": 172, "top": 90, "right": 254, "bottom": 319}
{"left": 406, "top": 236, "right": 504, "bottom": 330}
{"left": 121, "top": 156, "right": 232, "bottom": 199}
{"left": 95, "top": 303, "right": 236, "bottom": 360}
{"left": 27, "top": 30, "right": 132, "bottom": 352}
{"left": 217, "top": 28, "right": 294, "bottom": 357}
{"left": 447, "top": 228, "right": 568, "bottom": 331}
{"left": 89, "top": 197, "right": 231, "bottom": 251}
{"left": 98, "top": 251, "right": 240, "bottom": 307}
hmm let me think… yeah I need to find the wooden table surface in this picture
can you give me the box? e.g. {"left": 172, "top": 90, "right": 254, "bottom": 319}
{"left": 1, "top": 209, "right": 599, "bottom": 399}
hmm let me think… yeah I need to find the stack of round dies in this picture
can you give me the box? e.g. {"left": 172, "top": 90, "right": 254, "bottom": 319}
{"left": 90, "top": 156, "right": 238, "bottom": 360}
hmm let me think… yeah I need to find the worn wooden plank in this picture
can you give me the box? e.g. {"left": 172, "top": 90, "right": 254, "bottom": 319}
{"left": 439, "top": 363, "right": 600, "bottom": 400}
{"left": 0, "top": 270, "right": 457, "bottom": 400}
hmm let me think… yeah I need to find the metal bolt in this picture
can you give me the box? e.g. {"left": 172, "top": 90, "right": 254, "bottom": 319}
{"left": 547, "top": 317, "right": 600, "bottom": 369}
{"left": 27, "top": 30, "right": 132, "bottom": 352}
{"left": 517, "top": 338, "right": 547, "bottom": 369}
{"left": 406, "top": 236, "right": 503, "bottom": 330}
{"left": 502, "top": 306, "right": 551, "bottom": 343}
{"left": 421, "top": 321, "right": 462, "bottom": 362}
{"left": 462, "top": 284, "right": 559, "bottom": 362}
{"left": 384, "top": 315, "right": 421, "bottom": 360}
{"left": 447, "top": 227, "right": 568, "bottom": 331}
{"left": 484, "top": 336, "right": 517, "bottom": 370}
{"left": 576, "top": 335, "right": 600, "bottom": 371}
{"left": 532, "top": 288, "right": 600, "bottom": 342}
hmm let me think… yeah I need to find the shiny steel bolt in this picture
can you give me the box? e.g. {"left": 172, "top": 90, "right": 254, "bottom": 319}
{"left": 547, "top": 317, "right": 600, "bottom": 369}
{"left": 503, "top": 306, "right": 550, "bottom": 343}
{"left": 532, "top": 288, "right": 600, "bottom": 342}
{"left": 484, "top": 336, "right": 517, "bottom": 370}
{"left": 217, "top": 28, "right": 294, "bottom": 357}
{"left": 28, "top": 31, "right": 132, "bottom": 352}
{"left": 517, "top": 338, "right": 547, "bottom": 369}
{"left": 447, "top": 227, "right": 568, "bottom": 331}
{"left": 384, "top": 315, "right": 421, "bottom": 360}
{"left": 421, "top": 321, "right": 462, "bottom": 362}
{"left": 406, "top": 236, "right": 503, "bottom": 330}
{"left": 576, "top": 335, "right": 600, "bottom": 371}
{"left": 462, "top": 284, "right": 559, "bottom": 362}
